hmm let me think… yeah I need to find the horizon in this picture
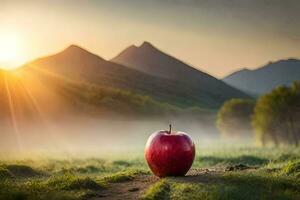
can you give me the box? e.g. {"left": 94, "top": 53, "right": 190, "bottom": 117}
{"left": 0, "top": 41, "right": 299, "bottom": 78}
{"left": 1, "top": 0, "right": 300, "bottom": 77}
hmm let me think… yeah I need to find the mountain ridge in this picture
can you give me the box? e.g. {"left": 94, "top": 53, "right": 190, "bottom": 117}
{"left": 23, "top": 42, "right": 250, "bottom": 109}
{"left": 111, "top": 41, "right": 250, "bottom": 102}
{"left": 223, "top": 58, "right": 300, "bottom": 95}
{"left": 111, "top": 41, "right": 214, "bottom": 81}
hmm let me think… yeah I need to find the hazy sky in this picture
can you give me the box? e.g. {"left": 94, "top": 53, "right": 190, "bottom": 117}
{"left": 1, "top": 0, "right": 299, "bottom": 77}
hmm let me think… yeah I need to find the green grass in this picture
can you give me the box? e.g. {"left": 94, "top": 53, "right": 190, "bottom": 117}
{"left": 1, "top": 146, "right": 300, "bottom": 200}
{"left": 170, "top": 182, "right": 219, "bottom": 200}
{"left": 4, "top": 164, "right": 42, "bottom": 178}
{"left": 142, "top": 170, "right": 300, "bottom": 200}
{"left": 0, "top": 179, "right": 81, "bottom": 200}
{"left": 0, "top": 167, "right": 14, "bottom": 180}
{"left": 102, "top": 169, "right": 148, "bottom": 183}
{"left": 46, "top": 174, "right": 105, "bottom": 190}
{"left": 282, "top": 160, "right": 300, "bottom": 176}
{"left": 141, "top": 179, "right": 170, "bottom": 200}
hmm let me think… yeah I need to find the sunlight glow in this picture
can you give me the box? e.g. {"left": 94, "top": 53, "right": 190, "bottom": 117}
{"left": 0, "top": 33, "right": 26, "bottom": 70}
{"left": 4, "top": 74, "right": 23, "bottom": 151}
{"left": 0, "top": 68, "right": 74, "bottom": 152}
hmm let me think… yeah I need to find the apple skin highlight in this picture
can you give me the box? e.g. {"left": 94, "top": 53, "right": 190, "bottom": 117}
{"left": 145, "top": 128, "right": 195, "bottom": 178}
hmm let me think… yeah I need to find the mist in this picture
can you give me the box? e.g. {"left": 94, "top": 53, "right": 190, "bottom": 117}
{"left": 0, "top": 114, "right": 223, "bottom": 158}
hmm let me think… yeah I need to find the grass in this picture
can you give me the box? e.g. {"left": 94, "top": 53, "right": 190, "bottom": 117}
{"left": 102, "top": 169, "right": 148, "bottom": 183}
{"left": 46, "top": 174, "right": 105, "bottom": 190}
{"left": 220, "top": 172, "right": 300, "bottom": 199}
{"left": 142, "top": 170, "right": 300, "bottom": 200}
{"left": 4, "top": 164, "right": 42, "bottom": 178}
{"left": 0, "top": 180, "right": 81, "bottom": 200}
{"left": 0, "top": 167, "right": 14, "bottom": 180}
{"left": 282, "top": 160, "right": 300, "bottom": 176}
{"left": 141, "top": 179, "right": 170, "bottom": 200}
{"left": 0, "top": 146, "right": 300, "bottom": 200}
{"left": 170, "top": 182, "right": 219, "bottom": 200}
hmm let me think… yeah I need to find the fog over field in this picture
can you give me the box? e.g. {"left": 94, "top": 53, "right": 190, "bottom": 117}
{"left": 0, "top": 115, "right": 222, "bottom": 157}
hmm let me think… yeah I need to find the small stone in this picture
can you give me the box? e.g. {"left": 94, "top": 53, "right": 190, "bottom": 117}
{"left": 128, "top": 187, "right": 139, "bottom": 192}
{"left": 225, "top": 164, "right": 250, "bottom": 171}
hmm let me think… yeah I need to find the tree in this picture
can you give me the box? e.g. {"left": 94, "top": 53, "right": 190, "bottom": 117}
{"left": 252, "top": 81, "right": 300, "bottom": 146}
{"left": 217, "top": 99, "right": 255, "bottom": 138}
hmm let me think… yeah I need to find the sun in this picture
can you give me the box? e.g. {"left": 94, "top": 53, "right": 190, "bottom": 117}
{"left": 0, "top": 33, "right": 26, "bottom": 70}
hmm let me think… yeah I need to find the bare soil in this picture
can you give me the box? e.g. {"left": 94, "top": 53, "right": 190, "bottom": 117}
{"left": 89, "top": 175, "right": 159, "bottom": 200}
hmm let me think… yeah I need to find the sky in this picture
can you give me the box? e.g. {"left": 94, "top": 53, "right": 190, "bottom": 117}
{"left": 0, "top": 0, "right": 299, "bottom": 77}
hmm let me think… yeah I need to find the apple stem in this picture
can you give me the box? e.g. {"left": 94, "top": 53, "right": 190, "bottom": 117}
{"left": 169, "top": 124, "right": 172, "bottom": 134}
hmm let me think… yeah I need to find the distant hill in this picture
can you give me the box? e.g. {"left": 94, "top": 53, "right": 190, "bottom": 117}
{"left": 27, "top": 44, "right": 250, "bottom": 109}
{"left": 27, "top": 45, "right": 191, "bottom": 108}
{"left": 223, "top": 59, "right": 300, "bottom": 95}
{"left": 0, "top": 67, "right": 171, "bottom": 122}
{"left": 111, "top": 41, "right": 250, "bottom": 106}
{"left": 22, "top": 68, "right": 180, "bottom": 117}
{"left": 112, "top": 41, "right": 212, "bottom": 81}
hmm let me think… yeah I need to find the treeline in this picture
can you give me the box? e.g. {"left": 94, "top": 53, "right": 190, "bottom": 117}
{"left": 33, "top": 68, "right": 213, "bottom": 119}
{"left": 57, "top": 79, "right": 180, "bottom": 117}
{"left": 217, "top": 81, "right": 300, "bottom": 146}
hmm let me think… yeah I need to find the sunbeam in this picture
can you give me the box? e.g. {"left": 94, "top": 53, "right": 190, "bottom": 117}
{"left": 19, "top": 73, "right": 75, "bottom": 154}
{"left": 4, "top": 74, "right": 23, "bottom": 151}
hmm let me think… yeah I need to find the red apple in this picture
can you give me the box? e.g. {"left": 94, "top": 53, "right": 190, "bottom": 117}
{"left": 145, "top": 125, "right": 195, "bottom": 177}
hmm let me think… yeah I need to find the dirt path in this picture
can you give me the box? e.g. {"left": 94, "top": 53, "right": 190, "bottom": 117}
{"left": 89, "top": 175, "right": 159, "bottom": 200}
{"left": 89, "top": 167, "right": 253, "bottom": 200}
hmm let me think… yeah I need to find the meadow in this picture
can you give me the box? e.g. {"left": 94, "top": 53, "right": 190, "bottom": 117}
{"left": 0, "top": 146, "right": 299, "bottom": 200}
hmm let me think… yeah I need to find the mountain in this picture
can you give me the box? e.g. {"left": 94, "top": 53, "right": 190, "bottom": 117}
{"left": 111, "top": 42, "right": 219, "bottom": 82}
{"left": 27, "top": 44, "right": 250, "bottom": 109}
{"left": 111, "top": 41, "right": 250, "bottom": 104}
{"left": 27, "top": 45, "right": 188, "bottom": 107}
{"left": 223, "top": 59, "right": 300, "bottom": 95}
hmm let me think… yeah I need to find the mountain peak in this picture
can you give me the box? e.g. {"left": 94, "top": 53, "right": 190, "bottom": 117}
{"left": 126, "top": 44, "right": 138, "bottom": 51}
{"left": 64, "top": 44, "right": 87, "bottom": 52}
{"left": 140, "top": 41, "right": 155, "bottom": 49}
{"left": 60, "top": 44, "right": 105, "bottom": 60}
